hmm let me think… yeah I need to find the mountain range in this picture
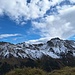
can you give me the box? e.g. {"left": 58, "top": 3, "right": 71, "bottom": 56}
{"left": 1, "top": 37, "right": 75, "bottom": 75}
{"left": 0, "top": 37, "right": 75, "bottom": 59}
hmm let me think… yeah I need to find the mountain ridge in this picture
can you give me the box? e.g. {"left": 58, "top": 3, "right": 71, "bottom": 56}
{"left": 0, "top": 37, "right": 75, "bottom": 59}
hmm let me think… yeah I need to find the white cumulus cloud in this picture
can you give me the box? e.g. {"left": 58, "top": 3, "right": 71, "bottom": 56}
{"left": 0, "top": 0, "right": 63, "bottom": 23}
{"left": 32, "top": 5, "right": 75, "bottom": 39}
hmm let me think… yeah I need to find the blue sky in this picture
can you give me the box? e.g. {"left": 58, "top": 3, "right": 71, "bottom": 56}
{"left": 0, "top": 0, "right": 75, "bottom": 43}
{"left": 0, "top": 15, "right": 41, "bottom": 43}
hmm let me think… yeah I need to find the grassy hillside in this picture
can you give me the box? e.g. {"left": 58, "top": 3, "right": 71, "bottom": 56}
{"left": 6, "top": 67, "right": 47, "bottom": 75}
{"left": 6, "top": 67, "right": 75, "bottom": 75}
{"left": 49, "top": 67, "right": 75, "bottom": 75}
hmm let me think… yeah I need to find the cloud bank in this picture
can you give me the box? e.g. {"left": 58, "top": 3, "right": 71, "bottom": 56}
{"left": 0, "top": 0, "right": 75, "bottom": 40}
{"left": 0, "top": 0, "right": 56, "bottom": 22}
{"left": 32, "top": 5, "right": 75, "bottom": 39}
